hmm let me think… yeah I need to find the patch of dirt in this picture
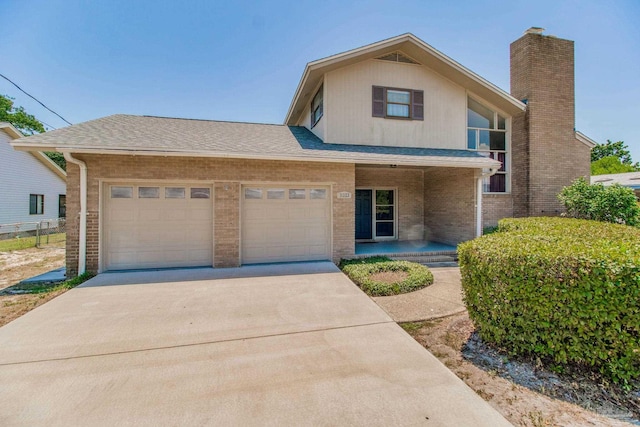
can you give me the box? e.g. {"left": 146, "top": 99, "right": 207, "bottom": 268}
{"left": 0, "top": 244, "right": 66, "bottom": 327}
{"left": 405, "top": 312, "right": 639, "bottom": 427}
{"left": 369, "top": 270, "right": 408, "bottom": 283}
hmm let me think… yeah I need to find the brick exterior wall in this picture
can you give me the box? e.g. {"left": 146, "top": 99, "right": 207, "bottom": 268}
{"left": 355, "top": 167, "right": 425, "bottom": 240}
{"left": 423, "top": 168, "right": 476, "bottom": 245}
{"left": 65, "top": 155, "right": 354, "bottom": 276}
{"left": 510, "top": 31, "right": 591, "bottom": 217}
{"left": 482, "top": 194, "right": 513, "bottom": 228}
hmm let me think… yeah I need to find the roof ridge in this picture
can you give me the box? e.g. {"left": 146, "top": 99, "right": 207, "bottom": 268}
{"left": 135, "top": 114, "right": 284, "bottom": 127}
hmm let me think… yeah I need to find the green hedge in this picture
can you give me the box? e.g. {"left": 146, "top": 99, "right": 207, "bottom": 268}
{"left": 458, "top": 217, "right": 640, "bottom": 385}
{"left": 340, "top": 256, "right": 434, "bottom": 296}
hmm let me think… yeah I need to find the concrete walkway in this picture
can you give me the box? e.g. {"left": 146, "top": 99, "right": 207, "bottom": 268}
{"left": 0, "top": 262, "right": 510, "bottom": 426}
{"left": 373, "top": 267, "right": 466, "bottom": 322}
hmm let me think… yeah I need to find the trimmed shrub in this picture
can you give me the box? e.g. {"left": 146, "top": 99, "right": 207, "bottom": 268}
{"left": 458, "top": 217, "right": 640, "bottom": 385}
{"left": 558, "top": 177, "right": 640, "bottom": 226}
{"left": 340, "top": 256, "right": 434, "bottom": 296}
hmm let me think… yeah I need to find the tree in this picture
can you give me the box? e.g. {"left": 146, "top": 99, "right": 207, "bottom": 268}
{"left": 0, "top": 94, "right": 65, "bottom": 170}
{"left": 558, "top": 177, "right": 640, "bottom": 226}
{"left": 591, "top": 156, "right": 638, "bottom": 175}
{"left": 0, "top": 94, "right": 45, "bottom": 135}
{"left": 591, "top": 140, "right": 639, "bottom": 169}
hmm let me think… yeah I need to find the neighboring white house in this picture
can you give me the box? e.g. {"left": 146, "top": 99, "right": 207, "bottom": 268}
{"left": 592, "top": 171, "right": 640, "bottom": 198}
{"left": 0, "top": 122, "right": 66, "bottom": 234}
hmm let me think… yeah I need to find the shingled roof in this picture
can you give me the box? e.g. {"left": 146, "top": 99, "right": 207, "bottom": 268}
{"left": 12, "top": 114, "right": 500, "bottom": 169}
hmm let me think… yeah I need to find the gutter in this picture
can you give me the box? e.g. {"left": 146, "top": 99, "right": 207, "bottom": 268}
{"left": 63, "top": 153, "right": 87, "bottom": 275}
{"left": 476, "top": 167, "right": 499, "bottom": 238}
{"left": 11, "top": 145, "right": 502, "bottom": 170}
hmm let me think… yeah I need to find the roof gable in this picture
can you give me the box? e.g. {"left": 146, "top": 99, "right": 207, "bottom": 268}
{"left": 285, "top": 33, "right": 525, "bottom": 125}
{"left": 1, "top": 122, "right": 67, "bottom": 180}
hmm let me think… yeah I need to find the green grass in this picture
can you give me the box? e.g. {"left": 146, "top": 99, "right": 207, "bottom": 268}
{"left": 0, "top": 233, "right": 66, "bottom": 252}
{"left": 400, "top": 321, "right": 426, "bottom": 333}
{"left": 3, "top": 272, "right": 94, "bottom": 295}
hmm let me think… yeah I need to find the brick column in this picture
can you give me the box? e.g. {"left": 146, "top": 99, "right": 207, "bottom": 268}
{"left": 214, "top": 182, "right": 240, "bottom": 267}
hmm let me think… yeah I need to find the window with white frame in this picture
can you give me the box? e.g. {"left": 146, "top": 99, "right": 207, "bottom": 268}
{"left": 467, "top": 96, "right": 508, "bottom": 193}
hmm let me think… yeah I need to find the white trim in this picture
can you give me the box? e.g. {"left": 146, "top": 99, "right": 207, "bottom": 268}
{"left": 575, "top": 131, "right": 598, "bottom": 149}
{"left": 355, "top": 187, "right": 398, "bottom": 241}
{"left": 9, "top": 145, "right": 501, "bottom": 170}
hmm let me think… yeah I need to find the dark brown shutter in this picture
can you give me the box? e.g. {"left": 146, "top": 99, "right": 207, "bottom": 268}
{"left": 412, "top": 90, "right": 424, "bottom": 120}
{"left": 372, "top": 86, "right": 385, "bottom": 117}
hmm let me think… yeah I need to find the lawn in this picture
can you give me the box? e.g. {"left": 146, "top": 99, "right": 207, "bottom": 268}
{"left": 0, "top": 233, "right": 66, "bottom": 252}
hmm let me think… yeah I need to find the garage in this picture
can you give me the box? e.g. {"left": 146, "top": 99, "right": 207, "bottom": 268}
{"left": 242, "top": 185, "right": 331, "bottom": 264}
{"left": 103, "top": 183, "right": 213, "bottom": 270}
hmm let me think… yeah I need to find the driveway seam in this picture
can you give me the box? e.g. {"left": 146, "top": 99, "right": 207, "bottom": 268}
{"left": 0, "top": 320, "right": 395, "bottom": 367}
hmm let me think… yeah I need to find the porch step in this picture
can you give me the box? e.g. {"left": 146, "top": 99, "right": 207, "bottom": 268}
{"left": 389, "top": 254, "right": 457, "bottom": 265}
{"left": 352, "top": 250, "right": 458, "bottom": 260}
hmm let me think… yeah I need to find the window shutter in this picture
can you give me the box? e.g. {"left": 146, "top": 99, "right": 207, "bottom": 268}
{"left": 412, "top": 90, "right": 424, "bottom": 120}
{"left": 372, "top": 86, "right": 385, "bottom": 117}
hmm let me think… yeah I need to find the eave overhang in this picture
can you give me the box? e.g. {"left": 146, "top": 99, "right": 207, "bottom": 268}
{"left": 11, "top": 143, "right": 501, "bottom": 170}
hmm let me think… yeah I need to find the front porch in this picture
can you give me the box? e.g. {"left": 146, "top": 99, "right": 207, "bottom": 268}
{"left": 354, "top": 240, "right": 458, "bottom": 264}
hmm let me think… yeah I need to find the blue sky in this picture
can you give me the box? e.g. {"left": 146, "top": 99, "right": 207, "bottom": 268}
{"left": 2, "top": 0, "right": 639, "bottom": 160}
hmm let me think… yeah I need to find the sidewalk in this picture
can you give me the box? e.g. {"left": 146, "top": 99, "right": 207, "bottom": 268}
{"left": 372, "top": 266, "right": 466, "bottom": 322}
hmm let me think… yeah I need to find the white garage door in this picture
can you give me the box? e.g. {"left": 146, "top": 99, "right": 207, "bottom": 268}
{"left": 104, "top": 183, "right": 213, "bottom": 270}
{"left": 242, "top": 186, "right": 331, "bottom": 264}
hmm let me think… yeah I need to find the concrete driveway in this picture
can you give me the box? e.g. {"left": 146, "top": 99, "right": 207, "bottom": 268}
{"left": 0, "top": 262, "right": 511, "bottom": 426}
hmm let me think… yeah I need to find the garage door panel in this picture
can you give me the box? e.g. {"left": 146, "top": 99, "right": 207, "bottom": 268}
{"left": 308, "top": 244, "right": 328, "bottom": 256}
{"left": 308, "top": 208, "right": 328, "bottom": 219}
{"left": 110, "top": 209, "right": 135, "bottom": 222}
{"left": 164, "top": 209, "right": 188, "bottom": 221}
{"left": 242, "top": 185, "right": 331, "bottom": 264}
{"left": 105, "top": 184, "right": 213, "bottom": 270}
{"left": 264, "top": 206, "right": 287, "bottom": 220}
{"left": 137, "top": 207, "right": 162, "bottom": 221}
{"left": 307, "top": 227, "right": 327, "bottom": 240}
{"left": 188, "top": 209, "right": 211, "bottom": 221}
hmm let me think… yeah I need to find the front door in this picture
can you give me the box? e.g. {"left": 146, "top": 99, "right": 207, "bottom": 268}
{"left": 355, "top": 190, "right": 372, "bottom": 239}
{"left": 355, "top": 189, "right": 396, "bottom": 240}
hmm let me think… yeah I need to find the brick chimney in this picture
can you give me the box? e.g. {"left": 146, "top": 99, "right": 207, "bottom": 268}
{"left": 510, "top": 28, "right": 591, "bottom": 217}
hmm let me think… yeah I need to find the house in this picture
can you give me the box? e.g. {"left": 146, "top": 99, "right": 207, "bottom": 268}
{"left": 0, "top": 122, "right": 66, "bottom": 236}
{"left": 11, "top": 28, "right": 593, "bottom": 276}
{"left": 591, "top": 172, "right": 640, "bottom": 198}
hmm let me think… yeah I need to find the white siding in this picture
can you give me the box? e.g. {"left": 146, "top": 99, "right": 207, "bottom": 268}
{"left": 0, "top": 130, "right": 66, "bottom": 228}
{"left": 324, "top": 59, "right": 466, "bottom": 149}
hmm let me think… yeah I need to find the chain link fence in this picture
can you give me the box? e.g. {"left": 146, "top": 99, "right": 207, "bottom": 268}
{"left": 0, "top": 219, "right": 66, "bottom": 248}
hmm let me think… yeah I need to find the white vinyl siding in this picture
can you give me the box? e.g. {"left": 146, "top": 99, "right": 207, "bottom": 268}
{"left": 0, "top": 130, "right": 66, "bottom": 229}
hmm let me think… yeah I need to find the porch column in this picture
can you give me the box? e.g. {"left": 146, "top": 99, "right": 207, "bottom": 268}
{"left": 476, "top": 176, "right": 483, "bottom": 238}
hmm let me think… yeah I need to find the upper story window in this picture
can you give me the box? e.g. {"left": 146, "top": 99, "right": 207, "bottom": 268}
{"left": 310, "top": 84, "right": 323, "bottom": 128}
{"left": 372, "top": 86, "right": 424, "bottom": 120}
{"left": 467, "top": 96, "right": 509, "bottom": 193}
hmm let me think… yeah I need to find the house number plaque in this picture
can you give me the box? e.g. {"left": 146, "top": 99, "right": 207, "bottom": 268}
{"left": 337, "top": 192, "right": 352, "bottom": 199}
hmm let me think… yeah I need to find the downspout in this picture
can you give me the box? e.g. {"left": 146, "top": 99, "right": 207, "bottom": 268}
{"left": 476, "top": 167, "right": 498, "bottom": 238}
{"left": 63, "top": 153, "right": 87, "bottom": 275}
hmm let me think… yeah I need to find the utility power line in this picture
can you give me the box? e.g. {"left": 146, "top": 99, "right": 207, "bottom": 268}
{"left": 0, "top": 72, "right": 72, "bottom": 126}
